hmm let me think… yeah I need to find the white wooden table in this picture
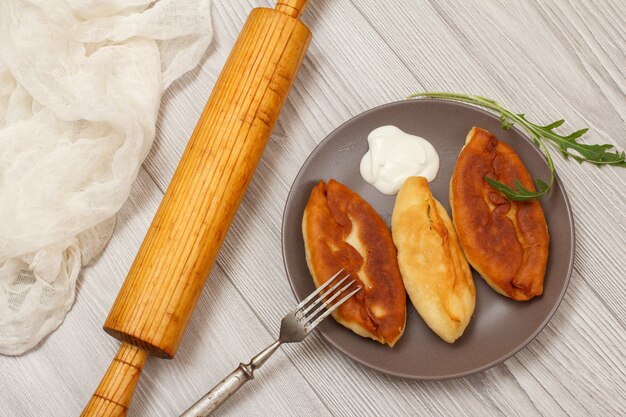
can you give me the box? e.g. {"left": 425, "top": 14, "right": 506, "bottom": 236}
{"left": 2, "top": 1, "right": 625, "bottom": 415}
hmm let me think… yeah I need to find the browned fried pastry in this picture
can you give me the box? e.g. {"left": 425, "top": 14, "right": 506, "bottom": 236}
{"left": 392, "top": 176, "right": 475, "bottom": 343}
{"left": 302, "top": 179, "right": 406, "bottom": 346}
{"left": 450, "top": 127, "right": 549, "bottom": 301}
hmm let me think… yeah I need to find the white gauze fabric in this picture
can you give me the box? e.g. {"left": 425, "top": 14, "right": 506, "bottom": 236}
{"left": 0, "top": 0, "right": 213, "bottom": 355}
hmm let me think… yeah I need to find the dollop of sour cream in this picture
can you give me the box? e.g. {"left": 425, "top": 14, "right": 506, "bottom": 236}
{"left": 359, "top": 125, "right": 439, "bottom": 195}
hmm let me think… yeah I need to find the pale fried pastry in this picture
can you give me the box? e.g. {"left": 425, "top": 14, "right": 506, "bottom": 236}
{"left": 392, "top": 176, "right": 475, "bottom": 343}
{"left": 302, "top": 179, "right": 406, "bottom": 347}
{"left": 450, "top": 127, "right": 549, "bottom": 301}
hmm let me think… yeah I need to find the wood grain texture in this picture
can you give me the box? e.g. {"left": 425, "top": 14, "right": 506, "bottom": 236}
{"left": 82, "top": 344, "right": 148, "bottom": 417}
{"left": 1, "top": 0, "right": 625, "bottom": 416}
{"left": 276, "top": 0, "right": 309, "bottom": 18}
{"left": 105, "top": 5, "right": 311, "bottom": 359}
{"left": 82, "top": 3, "right": 311, "bottom": 416}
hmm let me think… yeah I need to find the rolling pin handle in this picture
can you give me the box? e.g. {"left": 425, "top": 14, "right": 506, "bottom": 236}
{"left": 275, "top": 0, "right": 309, "bottom": 18}
{"left": 81, "top": 343, "right": 149, "bottom": 417}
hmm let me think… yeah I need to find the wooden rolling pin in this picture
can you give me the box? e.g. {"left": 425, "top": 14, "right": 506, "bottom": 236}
{"left": 81, "top": 1, "right": 311, "bottom": 416}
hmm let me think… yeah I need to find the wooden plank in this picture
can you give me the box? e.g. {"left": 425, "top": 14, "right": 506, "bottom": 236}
{"left": 508, "top": 272, "right": 626, "bottom": 416}
{"left": 141, "top": 0, "right": 626, "bottom": 416}
{"left": 3, "top": 1, "right": 623, "bottom": 417}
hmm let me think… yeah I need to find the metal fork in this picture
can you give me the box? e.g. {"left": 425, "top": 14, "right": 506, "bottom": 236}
{"left": 180, "top": 270, "right": 360, "bottom": 417}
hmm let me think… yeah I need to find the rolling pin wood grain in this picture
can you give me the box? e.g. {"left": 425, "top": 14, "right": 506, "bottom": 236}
{"left": 82, "top": 1, "right": 311, "bottom": 416}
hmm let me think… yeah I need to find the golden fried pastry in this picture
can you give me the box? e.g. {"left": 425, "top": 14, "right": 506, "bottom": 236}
{"left": 450, "top": 127, "right": 549, "bottom": 301}
{"left": 392, "top": 176, "right": 475, "bottom": 343}
{"left": 302, "top": 179, "right": 406, "bottom": 347}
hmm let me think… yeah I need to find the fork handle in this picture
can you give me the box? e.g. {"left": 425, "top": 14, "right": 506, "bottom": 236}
{"left": 180, "top": 341, "right": 282, "bottom": 417}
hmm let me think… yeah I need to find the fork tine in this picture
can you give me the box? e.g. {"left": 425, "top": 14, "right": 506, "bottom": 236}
{"left": 304, "top": 279, "right": 358, "bottom": 326}
{"left": 297, "top": 274, "right": 350, "bottom": 318}
{"left": 307, "top": 286, "right": 361, "bottom": 330}
{"left": 295, "top": 269, "right": 344, "bottom": 311}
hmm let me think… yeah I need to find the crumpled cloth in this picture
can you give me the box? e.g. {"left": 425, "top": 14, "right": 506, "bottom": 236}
{"left": 0, "top": 0, "right": 213, "bottom": 355}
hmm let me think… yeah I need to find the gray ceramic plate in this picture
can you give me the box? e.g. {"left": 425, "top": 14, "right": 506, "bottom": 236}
{"left": 281, "top": 99, "right": 574, "bottom": 380}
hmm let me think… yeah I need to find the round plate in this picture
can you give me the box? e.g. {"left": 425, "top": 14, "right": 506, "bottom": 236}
{"left": 281, "top": 99, "right": 574, "bottom": 380}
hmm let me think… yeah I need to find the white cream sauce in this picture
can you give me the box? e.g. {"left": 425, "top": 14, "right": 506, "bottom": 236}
{"left": 359, "top": 125, "right": 439, "bottom": 195}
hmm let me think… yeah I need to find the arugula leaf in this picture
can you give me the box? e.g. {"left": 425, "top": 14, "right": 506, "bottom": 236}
{"left": 407, "top": 92, "right": 626, "bottom": 201}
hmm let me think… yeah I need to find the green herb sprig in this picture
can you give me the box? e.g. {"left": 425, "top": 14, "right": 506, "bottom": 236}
{"left": 407, "top": 92, "right": 626, "bottom": 201}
